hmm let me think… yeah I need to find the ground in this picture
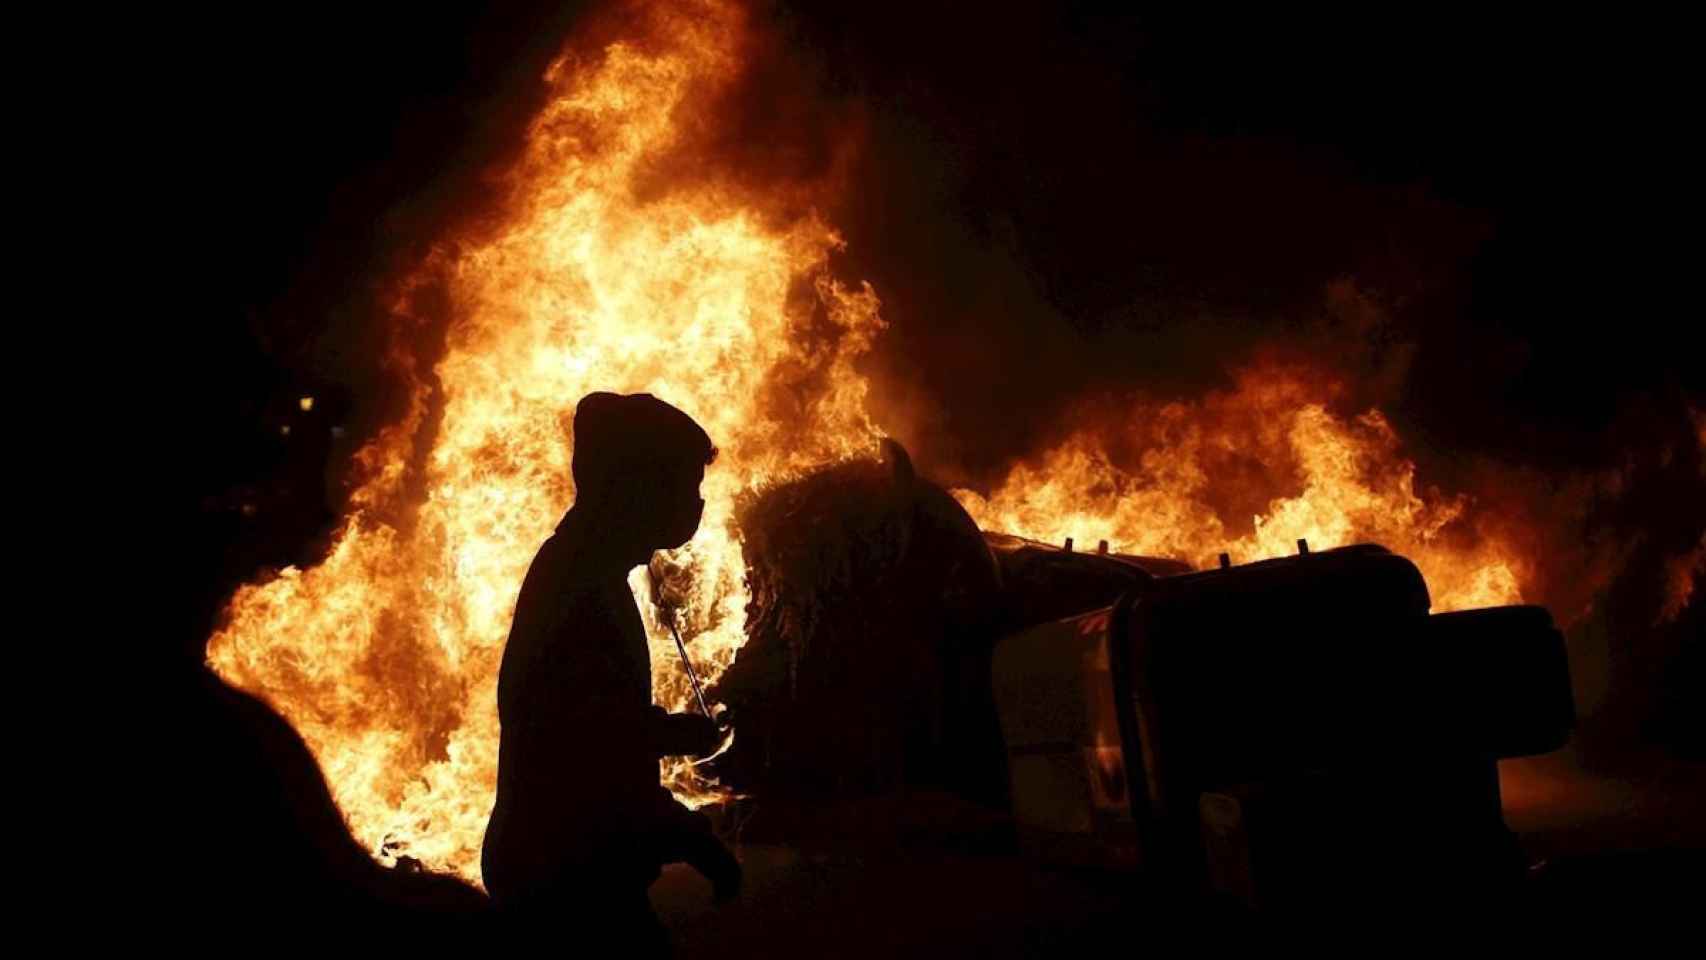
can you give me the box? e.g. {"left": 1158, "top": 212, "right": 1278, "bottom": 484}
{"left": 648, "top": 760, "right": 1704, "bottom": 952}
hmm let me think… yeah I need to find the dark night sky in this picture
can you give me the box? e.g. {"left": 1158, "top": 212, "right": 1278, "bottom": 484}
{"left": 151, "top": 2, "right": 1699, "bottom": 745}
{"left": 158, "top": 1, "right": 1699, "bottom": 466}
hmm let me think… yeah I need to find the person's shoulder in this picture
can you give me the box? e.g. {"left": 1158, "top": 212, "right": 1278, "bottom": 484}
{"left": 521, "top": 533, "right": 591, "bottom": 586}
{"left": 519, "top": 540, "right": 631, "bottom": 621}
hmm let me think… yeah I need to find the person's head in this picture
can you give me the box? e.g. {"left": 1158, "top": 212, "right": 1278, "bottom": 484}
{"left": 571, "top": 392, "right": 716, "bottom": 552}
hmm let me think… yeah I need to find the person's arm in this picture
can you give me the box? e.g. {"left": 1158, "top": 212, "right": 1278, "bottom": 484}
{"left": 541, "top": 580, "right": 642, "bottom": 711}
{"left": 642, "top": 706, "right": 724, "bottom": 758}
{"left": 515, "top": 571, "right": 741, "bottom": 899}
{"left": 519, "top": 584, "right": 720, "bottom": 759}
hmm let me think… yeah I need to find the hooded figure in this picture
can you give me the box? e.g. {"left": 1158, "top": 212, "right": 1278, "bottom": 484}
{"left": 483, "top": 392, "right": 740, "bottom": 948}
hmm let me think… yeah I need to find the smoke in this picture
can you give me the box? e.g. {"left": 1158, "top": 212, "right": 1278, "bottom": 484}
{"left": 787, "top": 2, "right": 1702, "bottom": 760}
{"left": 186, "top": 1, "right": 1701, "bottom": 754}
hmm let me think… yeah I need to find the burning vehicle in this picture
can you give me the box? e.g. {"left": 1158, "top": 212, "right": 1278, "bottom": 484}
{"left": 195, "top": 1, "right": 1689, "bottom": 928}
{"left": 991, "top": 544, "right": 1572, "bottom": 910}
{"left": 706, "top": 443, "right": 1573, "bottom": 910}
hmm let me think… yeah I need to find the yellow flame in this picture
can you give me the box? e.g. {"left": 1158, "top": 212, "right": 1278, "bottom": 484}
{"left": 955, "top": 367, "right": 1527, "bottom": 612}
{"left": 210, "top": 0, "right": 881, "bottom": 885}
{"left": 207, "top": 0, "right": 1546, "bottom": 892}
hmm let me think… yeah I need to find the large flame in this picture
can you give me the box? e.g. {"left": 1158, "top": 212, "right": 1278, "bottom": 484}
{"left": 209, "top": 0, "right": 1551, "bottom": 888}
{"left": 209, "top": 0, "right": 881, "bottom": 885}
{"left": 954, "top": 365, "right": 1528, "bottom": 613}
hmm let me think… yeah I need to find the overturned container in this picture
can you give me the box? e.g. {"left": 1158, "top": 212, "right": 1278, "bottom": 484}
{"left": 991, "top": 542, "right": 1573, "bottom": 908}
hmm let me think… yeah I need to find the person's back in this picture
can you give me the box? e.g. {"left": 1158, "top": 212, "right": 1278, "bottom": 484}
{"left": 482, "top": 392, "right": 740, "bottom": 948}
{"left": 484, "top": 517, "right": 662, "bottom": 901}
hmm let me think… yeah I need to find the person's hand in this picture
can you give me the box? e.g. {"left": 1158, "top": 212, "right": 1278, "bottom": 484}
{"left": 662, "top": 712, "right": 722, "bottom": 757}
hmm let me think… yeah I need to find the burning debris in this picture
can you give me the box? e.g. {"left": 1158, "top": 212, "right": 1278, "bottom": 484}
{"left": 982, "top": 533, "right": 1190, "bottom": 629}
{"left": 715, "top": 440, "right": 1002, "bottom": 806}
{"left": 954, "top": 365, "right": 1532, "bottom": 614}
{"left": 197, "top": 0, "right": 1698, "bottom": 900}
{"left": 990, "top": 542, "right": 1575, "bottom": 910}
{"left": 208, "top": 0, "right": 883, "bottom": 884}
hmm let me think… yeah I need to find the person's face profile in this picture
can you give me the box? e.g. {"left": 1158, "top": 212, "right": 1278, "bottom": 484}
{"left": 656, "top": 462, "right": 706, "bottom": 549}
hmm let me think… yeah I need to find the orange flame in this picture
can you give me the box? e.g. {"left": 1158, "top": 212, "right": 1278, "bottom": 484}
{"left": 207, "top": 0, "right": 1556, "bottom": 890}
{"left": 209, "top": 0, "right": 881, "bottom": 885}
{"left": 955, "top": 365, "right": 1528, "bottom": 612}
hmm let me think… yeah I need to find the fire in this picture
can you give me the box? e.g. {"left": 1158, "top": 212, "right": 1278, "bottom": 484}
{"left": 954, "top": 364, "right": 1529, "bottom": 612}
{"left": 206, "top": 0, "right": 1550, "bottom": 890}
{"left": 1659, "top": 530, "right": 1705, "bottom": 625}
{"left": 209, "top": 0, "right": 881, "bottom": 885}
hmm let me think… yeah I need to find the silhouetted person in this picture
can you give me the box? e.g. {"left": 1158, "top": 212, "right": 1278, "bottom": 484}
{"left": 483, "top": 392, "right": 740, "bottom": 951}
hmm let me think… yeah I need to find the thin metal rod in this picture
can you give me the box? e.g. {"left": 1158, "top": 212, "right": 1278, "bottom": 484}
{"left": 668, "top": 619, "right": 714, "bottom": 720}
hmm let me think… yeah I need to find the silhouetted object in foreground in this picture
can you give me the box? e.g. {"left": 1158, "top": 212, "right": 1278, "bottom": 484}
{"left": 720, "top": 443, "right": 1004, "bottom": 818}
{"left": 716, "top": 443, "right": 1194, "bottom": 852}
{"left": 482, "top": 392, "right": 739, "bottom": 950}
{"left": 166, "top": 668, "right": 489, "bottom": 929}
{"left": 993, "top": 543, "right": 1573, "bottom": 915}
